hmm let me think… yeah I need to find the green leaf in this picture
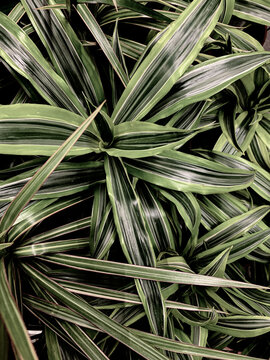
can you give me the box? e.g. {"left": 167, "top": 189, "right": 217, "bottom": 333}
{"left": 124, "top": 150, "right": 255, "bottom": 194}
{"left": 0, "top": 259, "right": 38, "bottom": 360}
{"left": 60, "top": 322, "right": 109, "bottom": 360}
{"left": 195, "top": 205, "right": 270, "bottom": 254}
{"left": 148, "top": 52, "right": 270, "bottom": 122}
{"left": 234, "top": 0, "right": 270, "bottom": 26}
{"left": 0, "top": 102, "right": 104, "bottom": 240}
{"left": 0, "top": 104, "right": 99, "bottom": 156}
{"left": 0, "top": 12, "right": 86, "bottom": 115}
{"left": 104, "top": 122, "right": 206, "bottom": 158}
{"left": 105, "top": 156, "right": 166, "bottom": 335}
{"left": 76, "top": 5, "right": 129, "bottom": 87}
{"left": 137, "top": 182, "right": 175, "bottom": 253}
{"left": 45, "top": 327, "right": 63, "bottom": 360}
{"left": 22, "top": 263, "right": 170, "bottom": 360}
{"left": 112, "top": 0, "right": 223, "bottom": 124}
{"left": 41, "top": 253, "right": 266, "bottom": 289}
{"left": 206, "top": 315, "right": 270, "bottom": 337}
{"left": 21, "top": 0, "right": 105, "bottom": 108}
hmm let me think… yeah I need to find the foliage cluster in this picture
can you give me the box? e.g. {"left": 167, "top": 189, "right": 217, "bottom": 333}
{"left": 0, "top": 0, "right": 270, "bottom": 359}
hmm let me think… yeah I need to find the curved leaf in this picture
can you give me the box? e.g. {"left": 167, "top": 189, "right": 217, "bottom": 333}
{"left": 40, "top": 253, "right": 266, "bottom": 289}
{"left": 105, "top": 156, "right": 166, "bottom": 335}
{"left": 0, "top": 12, "right": 86, "bottom": 115}
{"left": 0, "top": 102, "right": 104, "bottom": 240}
{"left": 112, "top": 0, "right": 223, "bottom": 124}
{"left": 234, "top": 0, "right": 270, "bottom": 26}
{"left": 22, "top": 263, "right": 170, "bottom": 360}
{"left": 0, "top": 259, "right": 38, "bottom": 360}
{"left": 0, "top": 104, "right": 99, "bottom": 156}
{"left": 148, "top": 52, "right": 270, "bottom": 122}
{"left": 124, "top": 150, "right": 255, "bottom": 194}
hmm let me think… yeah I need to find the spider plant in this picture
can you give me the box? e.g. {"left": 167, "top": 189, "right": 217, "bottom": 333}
{"left": 0, "top": 0, "right": 270, "bottom": 359}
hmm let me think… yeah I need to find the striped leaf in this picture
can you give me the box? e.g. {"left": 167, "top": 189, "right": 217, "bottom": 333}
{"left": 79, "top": 0, "right": 171, "bottom": 22}
{"left": 25, "top": 293, "right": 263, "bottom": 360}
{"left": 0, "top": 102, "right": 104, "bottom": 240}
{"left": 55, "top": 278, "right": 225, "bottom": 312}
{"left": 8, "top": 3, "right": 25, "bottom": 23}
{"left": 159, "top": 189, "right": 201, "bottom": 253}
{"left": 215, "top": 24, "right": 264, "bottom": 52}
{"left": 105, "top": 156, "right": 166, "bottom": 335}
{"left": 22, "top": 263, "right": 170, "bottom": 360}
{"left": 198, "top": 150, "right": 270, "bottom": 201}
{"left": 168, "top": 101, "right": 207, "bottom": 129}
{"left": 234, "top": 0, "right": 270, "bottom": 26}
{"left": 218, "top": 90, "right": 241, "bottom": 152}
{"left": 123, "top": 150, "right": 255, "bottom": 194}
{"left": 206, "top": 315, "right": 270, "bottom": 337}
{"left": 0, "top": 104, "right": 99, "bottom": 156}
{"left": 14, "top": 238, "right": 89, "bottom": 257}
{"left": 148, "top": 52, "right": 270, "bottom": 122}
{"left": 195, "top": 205, "right": 270, "bottom": 254}
{"left": 191, "top": 326, "right": 208, "bottom": 360}
{"left": 136, "top": 181, "right": 175, "bottom": 253}
{"left": 196, "top": 229, "right": 270, "bottom": 265}
{"left": 90, "top": 184, "right": 108, "bottom": 255}
{"left": 104, "top": 122, "right": 207, "bottom": 158}
{"left": 45, "top": 327, "right": 63, "bottom": 360}
{"left": 215, "top": 110, "right": 261, "bottom": 155}
{"left": 76, "top": 5, "right": 129, "bottom": 87}
{"left": 112, "top": 0, "right": 223, "bottom": 124}
{"left": 60, "top": 322, "right": 109, "bottom": 360}
{"left": 0, "top": 259, "right": 38, "bottom": 360}
{"left": 21, "top": 0, "right": 105, "bottom": 108}
{"left": 0, "top": 12, "right": 86, "bottom": 115}
{"left": 0, "top": 161, "right": 104, "bottom": 201}
{"left": 24, "top": 216, "right": 91, "bottom": 246}
{"left": 40, "top": 253, "right": 266, "bottom": 289}
{"left": 220, "top": 0, "right": 235, "bottom": 24}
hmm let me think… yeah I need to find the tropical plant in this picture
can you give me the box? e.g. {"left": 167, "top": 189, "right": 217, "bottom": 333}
{"left": 0, "top": 0, "right": 270, "bottom": 359}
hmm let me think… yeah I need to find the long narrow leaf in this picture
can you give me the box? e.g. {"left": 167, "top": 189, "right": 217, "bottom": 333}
{"left": 124, "top": 150, "right": 255, "bottom": 194}
{"left": 0, "top": 259, "right": 38, "bottom": 360}
{"left": 21, "top": 0, "right": 105, "bottom": 107}
{"left": 22, "top": 263, "right": 170, "bottom": 360}
{"left": 0, "top": 104, "right": 99, "bottom": 156}
{"left": 148, "top": 52, "right": 270, "bottom": 122}
{"left": 105, "top": 156, "right": 166, "bottom": 335}
{"left": 0, "top": 12, "right": 86, "bottom": 115}
{"left": 0, "top": 102, "right": 104, "bottom": 239}
{"left": 112, "top": 0, "right": 223, "bottom": 124}
{"left": 41, "top": 253, "right": 266, "bottom": 289}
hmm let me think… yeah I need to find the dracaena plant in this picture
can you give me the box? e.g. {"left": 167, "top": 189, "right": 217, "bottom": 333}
{"left": 0, "top": 0, "right": 270, "bottom": 359}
